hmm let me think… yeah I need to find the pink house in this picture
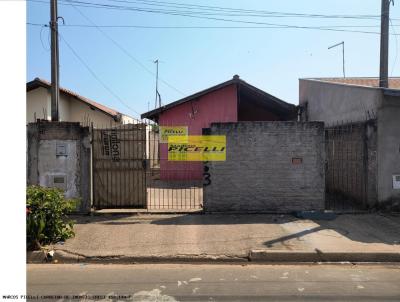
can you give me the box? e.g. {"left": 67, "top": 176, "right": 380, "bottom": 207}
{"left": 142, "top": 75, "right": 296, "bottom": 180}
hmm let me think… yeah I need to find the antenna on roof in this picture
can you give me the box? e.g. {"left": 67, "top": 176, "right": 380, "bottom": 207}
{"left": 154, "top": 59, "right": 162, "bottom": 109}
{"left": 328, "top": 41, "right": 346, "bottom": 78}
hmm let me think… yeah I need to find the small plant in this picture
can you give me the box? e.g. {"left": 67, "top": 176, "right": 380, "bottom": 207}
{"left": 151, "top": 124, "right": 159, "bottom": 133}
{"left": 26, "top": 185, "right": 78, "bottom": 250}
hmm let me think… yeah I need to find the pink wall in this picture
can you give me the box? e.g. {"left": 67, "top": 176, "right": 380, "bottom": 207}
{"left": 159, "top": 84, "right": 238, "bottom": 180}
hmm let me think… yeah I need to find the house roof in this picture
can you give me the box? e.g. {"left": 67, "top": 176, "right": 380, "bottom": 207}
{"left": 27, "top": 78, "right": 126, "bottom": 120}
{"left": 302, "top": 77, "right": 400, "bottom": 90}
{"left": 141, "top": 75, "right": 295, "bottom": 120}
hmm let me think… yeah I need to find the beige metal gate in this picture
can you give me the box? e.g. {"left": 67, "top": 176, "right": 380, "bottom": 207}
{"left": 92, "top": 124, "right": 147, "bottom": 209}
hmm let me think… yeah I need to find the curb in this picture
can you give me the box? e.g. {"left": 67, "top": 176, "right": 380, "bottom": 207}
{"left": 27, "top": 250, "right": 249, "bottom": 264}
{"left": 249, "top": 249, "right": 400, "bottom": 263}
{"left": 27, "top": 249, "right": 400, "bottom": 264}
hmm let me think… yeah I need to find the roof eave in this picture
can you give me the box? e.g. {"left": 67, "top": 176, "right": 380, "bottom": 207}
{"left": 141, "top": 77, "right": 294, "bottom": 119}
{"left": 141, "top": 78, "right": 239, "bottom": 119}
{"left": 27, "top": 78, "right": 121, "bottom": 120}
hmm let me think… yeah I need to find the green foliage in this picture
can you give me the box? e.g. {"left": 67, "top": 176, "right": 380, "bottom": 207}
{"left": 26, "top": 186, "right": 78, "bottom": 249}
{"left": 151, "top": 124, "right": 159, "bottom": 133}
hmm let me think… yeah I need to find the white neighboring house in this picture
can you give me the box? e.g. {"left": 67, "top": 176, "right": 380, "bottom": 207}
{"left": 27, "top": 78, "right": 136, "bottom": 127}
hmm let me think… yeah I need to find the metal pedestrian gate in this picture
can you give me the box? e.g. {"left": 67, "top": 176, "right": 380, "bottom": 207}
{"left": 325, "top": 120, "right": 376, "bottom": 211}
{"left": 92, "top": 124, "right": 147, "bottom": 209}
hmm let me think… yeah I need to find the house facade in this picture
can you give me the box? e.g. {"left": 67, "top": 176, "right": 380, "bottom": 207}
{"left": 299, "top": 77, "right": 400, "bottom": 209}
{"left": 27, "top": 78, "right": 135, "bottom": 127}
{"left": 142, "top": 75, "right": 297, "bottom": 180}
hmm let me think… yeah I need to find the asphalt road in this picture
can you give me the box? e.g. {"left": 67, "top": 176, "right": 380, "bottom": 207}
{"left": 27, "top": 263, "right": 400, "bottom": 301}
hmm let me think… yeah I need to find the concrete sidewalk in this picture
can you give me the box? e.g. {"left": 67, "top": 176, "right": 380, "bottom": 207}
{"left": 28, "top": 213, "right": 400, "bottom": 263}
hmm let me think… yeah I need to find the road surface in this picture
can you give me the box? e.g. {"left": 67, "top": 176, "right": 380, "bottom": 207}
{"left": 27, "top": 263, "right": 400, "bottom": 301}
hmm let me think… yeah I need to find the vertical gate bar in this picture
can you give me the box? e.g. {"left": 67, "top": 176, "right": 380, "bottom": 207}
{"left": 363, "top": 122, "right": 368, "bottom": 209}
{"left": 117, "top": 124, "right": 120, "bottom": 208}
{"left": 143, "top": 123, "right": 145, "bottom": 209}
{"left": 149, "top": 122, "right": 152, "bottom": 210}
{"left": 356, "top": 124, "right": 360, "bottom": 205}
{"left": 182, "top": 177, "right": 184, "bottom": 209}
{"left": 142, "top": 123, "right": 146, "bottom": 209}
{"left": 171, "top": 177, "right": 174, "bottom": 210}
{"left": 121, "top": 124, "right": 123, "bottom": 207}
{"left": 331, "top": 127, "right": 334, "bottom": 210}
{"left": 162, "top": 135, "right": 164, "bottom": 209}
{"left": 330, "top": 128, "right": 333, "bottom": 210}
{"left": 350, "top": 124, "right": 354, "bottom": 209}
{"left": 109, "top": 121, "right": 112, "bottom": 208}
{"left": 127, "top": 124, "right": 130, "bottom": 207}
{"left": 326, "top": 129, "right": 329, "bottom": 210}
{"left": 140, "top": 121, "right": 145, "bottom": 208}
{"left": 133, "top": 124, "right": 136, "bottom": 207}
{"left": 140, "top": 123, "right": 143, "bottom": 208}
{"left": 325, "top": 129, "right": 328, "bottom": 210}
{"left": 155, "top": 122, "right": 158, "bottom": 210}
{"left": 135, "top": 124, "right": 138, "bottom": 207}
{"left": 121, "top": 124, "right": 124, "bottom": 208}
{"left": 190, "top": 174, "right": 192, "bottom": 209}
{"left": 340, "top": 123, "right": 344, "bottom": 209}
{"left": 145, "top": 122, "right": 148, "bottom": 210}
{"left": 131, "top": 124, "right": 141, "bottom": 207}
{"left": 330, "top": 127, "right": 333, "bottom": 209}
{"left": 100, "top": 124, "right": 104, "bottom": 209}
{"left": 346, "top": 123, "right": 349, "bottom": 201}
{"left": 91, "top": 122, "right": 95, "bottom": 210}
{"left": 105, "top": 123, "right": 108, "bottom": 208}
{"left": 185, "top": 175, "right": 187, "bottom": 209}
{"left": 138, "top": 123, "right": 141, "bottom": 208}
{"left": 135, "top": 124, "right": 138, "bottom": 208}
{"left": 134, "top": 125, "right": 137, "bottom": 208}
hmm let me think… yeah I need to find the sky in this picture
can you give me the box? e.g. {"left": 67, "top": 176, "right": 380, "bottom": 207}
{"left": 27, "top": 0, "right": 400, "bottom": 119}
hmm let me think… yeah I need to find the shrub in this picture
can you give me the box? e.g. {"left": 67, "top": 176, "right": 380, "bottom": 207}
{"left": 26, "top": 185, "right": 78, "bottom": 250}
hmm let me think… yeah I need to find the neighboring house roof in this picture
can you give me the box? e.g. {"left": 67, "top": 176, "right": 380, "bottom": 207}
{"left": 302, "top": 77, "right": 400, "bottom": 90}
{"left": 141, "top": 75, "right": 295, "bottom": 120}
{"left": 27, "top": 78, "right": 125, "bottom": 120}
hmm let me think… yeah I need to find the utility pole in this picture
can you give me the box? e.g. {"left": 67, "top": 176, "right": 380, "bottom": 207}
{"left": 328, "top": 41, "right": 345, "bottom": 78}
{"left": 50, "top": 0, "right": 60, "bottom": 121}
{"left": 379, "top": 0, "right": 392, "bottom": 88}
{"left": 154, "top": 59, "right": 161, "bottom": 109}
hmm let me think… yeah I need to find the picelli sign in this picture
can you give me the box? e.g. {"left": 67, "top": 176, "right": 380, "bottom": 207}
{"left": 159, "top": 126, "right": 188, "bottom": 143}
{"left": 168, "top": 135, "right": 226, "bottom": 161}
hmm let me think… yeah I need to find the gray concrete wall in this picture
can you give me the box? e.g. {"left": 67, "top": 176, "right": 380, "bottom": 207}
{"left": 204, "top": 122, "right": 325, "bottom": 213}
{"left": 27, "top": 122, "right": 91, "bottom": 213}
{"left": 299, "top": 79, "right": 383, "bottom": 125}
{"left": 377, "top": 95, "right": 400, "bottom": 209}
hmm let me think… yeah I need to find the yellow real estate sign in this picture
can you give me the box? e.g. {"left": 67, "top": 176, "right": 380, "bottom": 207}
{"left": 159, "top": 126, "right": 188, "bottom": 143}
{"left": 168, "top": 135, "right": 226, "bottom": 161}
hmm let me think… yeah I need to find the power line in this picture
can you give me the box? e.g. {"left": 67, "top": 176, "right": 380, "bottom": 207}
{"left": 28, "top": 0, "right": 400, "bottom": 23}
{"left": 69, "top": 3, "right": 186, "bottom": 96}
{"left": 114, "top": 0, "right": 382, "bottom": 19}
{"left": 29, "top": 0, "right": 385, "bottom": 20}
{"left": 28, "top": 0, "right": 400, "bottom": 35}
{"left": 27, "top": 21, "right": 400, "bottom": 29}
{"left": 28, "top": 21, "right": 400, "bottom": 36}
{"left": 59, "top": 32, "right": 142, "bottom": 118}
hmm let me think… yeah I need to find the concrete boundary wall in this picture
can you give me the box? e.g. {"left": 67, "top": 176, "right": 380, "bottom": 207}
{"left": 27, "top": 121, "right": 91, "bottom": 213}
{"left": 204, "top": 121, "right": 325, "bottom": 213}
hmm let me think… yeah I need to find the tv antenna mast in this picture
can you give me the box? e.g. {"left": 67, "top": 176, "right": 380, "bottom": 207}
{"left": 154, "top": 59, "right": 162, "bottom": 108}
{"left": 328, "top": 41, "right": 346, "bottom": 78}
